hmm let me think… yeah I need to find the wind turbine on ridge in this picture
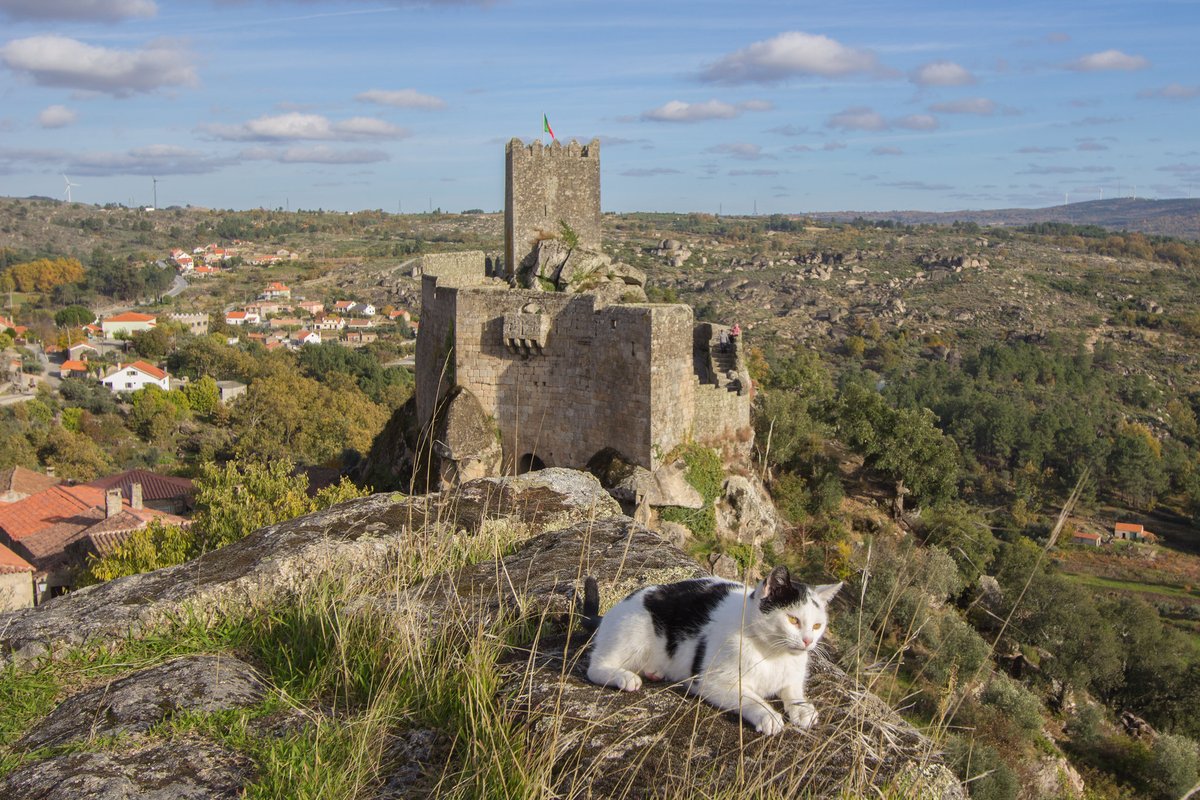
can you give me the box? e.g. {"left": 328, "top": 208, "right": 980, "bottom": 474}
{"left": 62, "top": 174, "right": 79, "bottom": 203}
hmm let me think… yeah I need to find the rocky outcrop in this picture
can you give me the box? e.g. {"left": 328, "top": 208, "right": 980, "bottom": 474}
{"left": 19, "top": 655, "right": 265, "bottom": 750}
{"left": 517, "top": 239, "right": 647, "bottom": 300}
{"left": 0, "top": 738, "right": 253, "bottom": 800}
{"left": 0, "top": 469, "right": 618, "bottom": 668}
{"left": 430, "top": 386, "right": 503, "bottom": 488}
{"left": 0, "top": 469, "right": 961, "bottom": 799}
{"left": 715, "top": 474, "right": 781, "bottom": 546}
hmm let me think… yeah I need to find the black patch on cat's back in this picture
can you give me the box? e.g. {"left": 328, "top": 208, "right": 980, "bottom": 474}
{"left": 643, "top": 579, "right": 734, "bottom": 657}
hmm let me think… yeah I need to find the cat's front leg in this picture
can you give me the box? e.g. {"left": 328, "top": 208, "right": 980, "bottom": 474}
{"left": 700, "top": 684, "right": 784, "bottom": 735}
{"left": 780, "top": 684, "right": 818, "bottom": 729}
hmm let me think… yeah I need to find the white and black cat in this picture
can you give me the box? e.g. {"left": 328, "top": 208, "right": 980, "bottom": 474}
{"left": 581, "top": 566, "right": 841, "bottom": 735}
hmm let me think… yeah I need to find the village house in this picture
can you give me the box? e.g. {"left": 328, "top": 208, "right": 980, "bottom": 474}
{"left": 0, "top": 482, "right": 189, "bottom": 600}
{"left": 388, "top": 309, "right": 411, "bottom": 324}
{"left": 0, "top": 466, "right": 60, "bottom": 504}
{"left": 313, "top": 314, "right": 346, "bottom": 332}
{"left": 192, "top": 265, "right": 220, "bottom": 277}
{"left": 0, "top": 542, "right": 35, "bottom": 611}
{"left": 269, "top": 317, "right": 304, "bottom": 331}
{"left": 90, "top": 469, "right": 194, "bottom": 515}
{"left": 262, "top": 281, "right": 291, "bottom": 300}
{"left": 59, "top": 359, "right": 90, "bottom": 379}
{"left": 345, "top": 318, "right": 374, "bottom": 330}
{"left": 224, "top": 310, "right": 261, "bottom": 326}
{"left": 215, "top": 380, "right": 247, "bottom": 405}
{"left": 1071, "top": 531, "right": 1103, "bottom": 547}
{"left": 297, "top": 300, "right": 324, "bottom": 316}
{"left": 101, "top": 361, "right": 170, "bottom": 393}
{"left": 245, "top": 302, "right": 286, "bottom": 318}
{"left": 343, "top": 330, "right": 378, "bottom": 346}
{"left": 170, "top": 249, "right": 194, "bottom": 270}
{"left": 291, "top": 329, "right": 320, "bottom": 347}
{"left": 1114, "top": 522, "right": 1158, "bottom": 543}
{"left": 350, "top": 302, "right": 376, "bottom": 317}
{"left": 68, "top": 341, "right": 100, "bottom": 361}
{"left": 101, "top": 311, "right": 157, "bottom": 339}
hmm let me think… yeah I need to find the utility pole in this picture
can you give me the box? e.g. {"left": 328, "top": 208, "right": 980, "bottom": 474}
{"left": 152, "top": 177, "right": 158, "bottom": 210}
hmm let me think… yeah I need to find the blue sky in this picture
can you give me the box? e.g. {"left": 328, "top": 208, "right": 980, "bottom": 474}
{"left": 1, "top": 0, "right": 1197, "bottom": 215}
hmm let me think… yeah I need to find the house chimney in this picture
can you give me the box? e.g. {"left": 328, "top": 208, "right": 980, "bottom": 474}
{"left": 45, "top": 465, "right": 55, "bottom": 478}
{"left": 131, "top": 482, "right": 143, "bottom": 510}
{"left": 105, "top": 488, "right": 122, "bottom": 518}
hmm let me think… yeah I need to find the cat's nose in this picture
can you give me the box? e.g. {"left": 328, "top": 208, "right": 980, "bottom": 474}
{"left": 802, "top": 637, "right": 813, "bottom": 647}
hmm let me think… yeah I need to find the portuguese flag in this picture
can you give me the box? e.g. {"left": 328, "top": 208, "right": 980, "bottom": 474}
{"left": 543, "top": 114, "right": 556, "bottom": 141}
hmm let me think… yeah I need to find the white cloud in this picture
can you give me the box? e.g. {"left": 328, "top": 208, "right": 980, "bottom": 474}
{"left": 699, "top": 31, "right": 884, "bottom": 84}
{"left": 355, "top": 88, "right": 446, "bottom": 110}
{"left": 0, "top": 0, "right": 155, "bottom": 22}
{"left": 895, "top": 114, "right": 939, "bottom": 131}
{"left": 729, "top": 168, "right": 781, "bottom": 176}
{"left": 910, "top": 60, "right": 975, "bottom": 87}
{"left": 38, "top": 104, "right": 77, "bottom": 128}
{"left": 1066, "top": 50, "right": 1149, "bottom": 72}
{"left": 640, "top": 99, "right": 770, "bottom": 123}
{"left": 872, "top": 146, "right": 904, "bottom": 156}
{"left": 0, "top": 35, "right": 195, "bottom": 96}
{"left": 826, "top": 106, "right": 888, "bottom": 131}
{"left": 928, "top": 97, "right": 996, "bottom": 115}
{"left": 202, "top": 112, "right": 408, "bottom": 141}
{"left": 822, "top": 140, "right": 847, "bottom": 151}
{"left": 71, "top": 144, "right": 232, "bottom": 175}
{"left": 241, "top": 145, "right": 390, "bottom": 164}
{"left": 704, "top": 142, "right": 769, "bottom": 160}
{"left": 621, "top": 167, "right": 681, "bottom": 177}
{"left": 1138, "top": 83, "right": 1199, "bottom": 100}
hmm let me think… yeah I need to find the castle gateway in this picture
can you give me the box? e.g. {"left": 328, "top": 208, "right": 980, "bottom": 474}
{"left": 415, "top": 138, "right": 751, "bottom": 480}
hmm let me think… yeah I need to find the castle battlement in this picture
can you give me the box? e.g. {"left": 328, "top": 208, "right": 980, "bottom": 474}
{"left": 506, "top": 137, "right": 600, "bottom": 160}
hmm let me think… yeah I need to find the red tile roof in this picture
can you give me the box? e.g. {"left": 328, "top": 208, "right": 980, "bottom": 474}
{"left": 105, "top": 312, "right": 157, "bottom": 324}
{"left": 1114, "top": 522, "right": 1143, "bottom": 533}
{"left": 1073, "top": 532, "right": 1102, "bottom": 542}
{"left": 88, "top": 469, "right": 194, "bottom": 504}
{"left": 0, "top": 541, "right": 34, "bottom": 574}
{"left": 0, "top": 484, "right": 106, "bottom": 542}
{"left": 107, "top": 361, "right": 168, "bottom": 381}
{"left": 61, "top": 359, "right": 88, "bottom": 372}
{"left": 0, "top": 466, "right": 61, "bottom": 499}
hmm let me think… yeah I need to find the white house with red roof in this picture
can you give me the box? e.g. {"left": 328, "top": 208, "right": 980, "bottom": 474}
{"left": 101, "top": 361, "right": 170, "bottom": 393}
{"left": 225, "top": 310, "right": 261, "bottom": 326}
{"left": 262, "top": 281, "right": 291, "bottom": 300}
{"left": 291, "top": 329, "right": 321, "bottom": 346}
{"left": 100, "top": 311, "right": 157, "bottom": 338}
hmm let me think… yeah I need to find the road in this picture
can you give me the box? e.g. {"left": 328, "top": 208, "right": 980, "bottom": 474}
{"left": 165, "top": 271, "right": 188, "bottom": 298}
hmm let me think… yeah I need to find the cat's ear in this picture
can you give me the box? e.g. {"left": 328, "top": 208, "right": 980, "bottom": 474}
{"left": 762, "top": 566, "right": 791, "bottom": 599}
{"left": 813, "top": 582, "right": 843, "bottom": 604}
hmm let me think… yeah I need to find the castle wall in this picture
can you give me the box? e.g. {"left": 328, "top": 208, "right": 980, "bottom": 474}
{"left": 692, "top": 381, "right": 752, "bottom": 446}
{"left": 419, "top": 251, "right": 490, "bottom": 285}
{"left": 415, "top": 275, "right": 459, "bottom": 432}
{"left": 505, "top": 138, "right": 601, "bottom": 275}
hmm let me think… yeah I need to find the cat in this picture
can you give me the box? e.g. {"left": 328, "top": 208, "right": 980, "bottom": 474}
{"left": 580, "top": 566, "right": 841, "bottom": 735}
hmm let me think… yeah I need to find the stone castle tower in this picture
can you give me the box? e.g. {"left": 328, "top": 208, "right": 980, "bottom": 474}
{"left": 504, "top": 137, "right": 601, "bottom": 275}
{"left": 414, "top": 139, "right": 752, "bottom": 485}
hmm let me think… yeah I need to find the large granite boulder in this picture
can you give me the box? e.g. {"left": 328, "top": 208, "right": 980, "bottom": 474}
{"left": 430, "top": 386, "right": 503, "bottom": 488}
{"left": 19, "top": 655, "right": 265, "bottom": 750}
{"left": 0, "top": 738, "right": 253, "bottom": 799}
{"left": 715, "top": 474, "right": 781, "bottom": 546}
{"left": 0, "top": 469, "right": 618, "bottom": 668}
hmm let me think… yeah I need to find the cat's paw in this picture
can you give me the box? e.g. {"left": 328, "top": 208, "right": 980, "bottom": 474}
{"left": 788, "top": 701, "right": 818, "bottom": 730}
{"left": 753, "top": 709, "right": 785, "bottom": 736}
{"left": 614, "top": 670, "right": 643, "bottom": 692}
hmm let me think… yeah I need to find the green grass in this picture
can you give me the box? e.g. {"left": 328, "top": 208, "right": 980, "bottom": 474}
{"left": 1065, "top": 572, "right": 1200, "bottom": 600}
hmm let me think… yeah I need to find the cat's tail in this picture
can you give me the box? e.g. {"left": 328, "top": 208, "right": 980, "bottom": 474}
{"left": 578, "top": 576, "right": 602, "bottom": 633}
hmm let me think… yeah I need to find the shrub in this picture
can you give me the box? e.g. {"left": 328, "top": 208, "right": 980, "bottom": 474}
{"left": 980, "top": 674, "right": 1043, "bottom": 737}
{"left": 1149, "top": 733, "right": 1200, "bottom": 800}
{"left": 947, "top": 738, "right": 1019, "bottom": 800}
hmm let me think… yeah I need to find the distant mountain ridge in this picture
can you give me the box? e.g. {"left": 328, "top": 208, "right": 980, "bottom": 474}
{"left": 805, "top": 198, "right": 1200, "bottom": 240}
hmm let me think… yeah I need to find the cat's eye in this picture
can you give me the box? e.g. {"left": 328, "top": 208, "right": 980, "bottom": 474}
{"left": 812, "top": 623, "right": 822, "bottom": 631}
{"left": 787, "top": 615, "right": 800, "bottom": 626}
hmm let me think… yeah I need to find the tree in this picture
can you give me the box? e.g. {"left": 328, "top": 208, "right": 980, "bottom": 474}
{"left": 37, "top": 425, "right": 114, "bottom": 481}
{"left": 183, "top": 376, "right": 220, "bottom": 417}
{"left": 131, "top": 326, "right": 173, "bottom": 360}
{"left": 129, "top": 385, "right": 188, "bottom": 441}
{"left": 54, "top": 305, "right": 95, "bottom": 327}
{"left": 919, "top": 502, "right": 997, "bottom": 586}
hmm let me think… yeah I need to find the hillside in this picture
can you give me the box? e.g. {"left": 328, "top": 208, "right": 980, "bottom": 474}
{"left": 805, "top": 198, "right": 1200, "bottom": 240}
{"left": 4, "top": 198, "right": 1200, "bottom": 799}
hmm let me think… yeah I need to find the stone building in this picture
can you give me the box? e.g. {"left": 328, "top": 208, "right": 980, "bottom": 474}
{"left": 505, "top": 138, "right": 601, "bottom": 276}
{"left": 414, "top": 139, "right": 751, "bottom": 482}
{"left": 417, "top": 263, "right": 750, "bottom": 478}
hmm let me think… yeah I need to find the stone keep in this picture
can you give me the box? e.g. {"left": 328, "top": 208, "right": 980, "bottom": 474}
{"left": 416, "top": 260, "right": 752, "bottom": 475}
{"left": 505, "top": 138, "right": 601, "bottom": 275}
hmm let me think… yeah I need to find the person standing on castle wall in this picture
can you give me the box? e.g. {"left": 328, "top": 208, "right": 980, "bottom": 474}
{"left": 718, "top": 328, "right": 730, "bottom": 352}
{"left": 730, "top": 323, "right": 741, "bottom": 349}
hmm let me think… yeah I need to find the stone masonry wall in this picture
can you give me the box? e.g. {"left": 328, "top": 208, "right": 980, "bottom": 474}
{"left": 692, "top": 380, "right": 751, "bottom": 446}
{"left": 0, "top": 572, "right": 33, "bottom": 612}
{"left": 505, "top": 138, "right": 601, "bottom": 276}
{"left": 415, "top": 275, "right": 459, "bottom": 433}
{"left": 419, "top": 251, "right": 490, "bottom": 283}
{"left": 647, "top": 305, "right": 696, "bottom": 465}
